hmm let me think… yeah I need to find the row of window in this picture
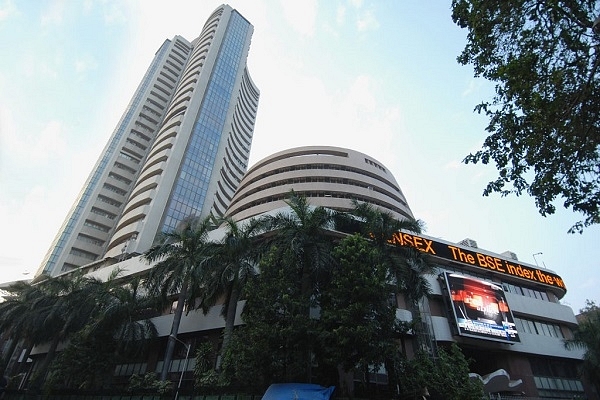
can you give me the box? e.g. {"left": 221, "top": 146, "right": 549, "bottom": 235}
{"left": 108, "top": 172, "right": 132, "bottom": 186}
{"left": 90, "top": 207, "right": 116, "bottom": 220}
{"left": 60, "top": 263, "right": 77, "bottom": 273}
{"left": 69, "top": 247, "right": 97, "bottom": 261}
{"left": 84, "top": 220, "right": 109, "bottom": 233}
{"left": 119, "top": 151, "right": 140, "bottom": 164}
{"left": 532, "top": 355, "right": 585, "bottom": 397}
{"left": 131, "top": 129, "right": 151, "bottom": 143}
{"left": 114, "top": 161, "right": 137, "bottom": 175}
{"left": 246, "top": 163, "right": 403, "bottom": 203}
{"left": 126, "top": 137, "right": 147, "bottom": 152}
{"left": 503, "top": 282, "right": 553, "bottom": 302}
{"left": 364, "top": 157, "right": 386, "bottom": 172}
{"left": 534, "top": 376, "right": 583, "bottom": 393}
{"left": 97, "top": 194, "right": 122, "bottom": 208}
{"left": 515, "top": 317, "right": 564, "bottom": 338}
{"left": 103, "top": 183, "right": 127, "bottom": 196}
{"left": 77, "top": 234, "right": 104, "bottom": 247}
{"left": 116, "top": 344, "right": 198, "bottom": 377}
{"left": 114, "top": 362, "right": 147, "bottom": 377}
{"left": 155, "top": 358, "right": 196, "bottom": 373}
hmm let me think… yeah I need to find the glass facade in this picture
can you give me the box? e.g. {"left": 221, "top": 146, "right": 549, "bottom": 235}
{"left": 161, "top": 12, "right": 250, "bottom": 232}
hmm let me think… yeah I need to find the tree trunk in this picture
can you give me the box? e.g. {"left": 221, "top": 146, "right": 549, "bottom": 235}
{"left": 217, "top": 284, "right": 239, "bottom": 370}
{"left": 29, "top": 335, "right": 61, "bottom": 389}
{"left": 160, "top": 285, "right": 188, "bottom": 381}
{"left": 1, "top": 336, "right": 18, "bottom": 372}
{"left": 18, "top": 342, "right": 33, "bottom": 373}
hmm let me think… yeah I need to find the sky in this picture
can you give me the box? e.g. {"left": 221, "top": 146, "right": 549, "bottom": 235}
{"left": 0, "top": 0, "right": 598, "bottom": 313}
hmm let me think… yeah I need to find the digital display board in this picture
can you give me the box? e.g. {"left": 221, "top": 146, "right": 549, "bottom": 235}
{"left": 387, "top": 232, "right": 566, "bottom": 293}
{"left": 443, "top": 272, "right": 520, "bottom": 344}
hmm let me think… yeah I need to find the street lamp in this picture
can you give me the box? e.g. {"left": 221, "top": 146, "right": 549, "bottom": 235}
{"left": 532, "top": 252, "right": 542, "bottom": 267}
{"left": 170, "top": 334, "right": 191, "bottom": 400}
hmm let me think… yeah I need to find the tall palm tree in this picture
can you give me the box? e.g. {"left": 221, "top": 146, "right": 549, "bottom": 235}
{"left": 263, "top": 192, "right": 336, "bottom": 296}
{"left": 44, "top": 269, "right": 159, "bottom": 390}
{"left": 349, "top": 200, "right": 431, "bottom": 301}
{"left": 261, "top": 193, "right": 336, "bottom": 382}
{"left": 28, "top": 273, "right": 104, "bottom": 388}
{"left": 143, "top": 215, "right": 216, "bottom": 381}
{"left": 87, "top": 269, "right": 158, "bottom": 356}
{"left": 350, "top": 201, "right": 435, "bottom": 353}
{"left": 0, "top": 281, "right": 54, "bottom": 375}
{"left": 0, "top": 273, "right": 104, "bottom": 389}
{"left": 199, "top": 216, "right": 265, "bottom": 369}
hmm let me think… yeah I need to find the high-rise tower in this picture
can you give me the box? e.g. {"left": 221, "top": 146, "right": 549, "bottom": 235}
{"left": 36, "top": 5, "right": 259, "bottom": 277}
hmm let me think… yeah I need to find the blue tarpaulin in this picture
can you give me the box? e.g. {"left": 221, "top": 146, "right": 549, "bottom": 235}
{"left": 262, "top": 383, "right": 335, "bottom": 400}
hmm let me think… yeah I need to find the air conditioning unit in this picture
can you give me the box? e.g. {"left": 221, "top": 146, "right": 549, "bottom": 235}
{"left": 501, "top": 251, "right": 518, "bottom": 261}
{"left": 458, "top": 238, "right": 478, "bottom": 248}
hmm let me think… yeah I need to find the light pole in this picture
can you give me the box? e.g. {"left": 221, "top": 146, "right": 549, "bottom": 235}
{"left": 532, "top": 252, "right": 542, "bottom": 267}
{"left": 170, "top": 334, "right": 191, "bottom": 400}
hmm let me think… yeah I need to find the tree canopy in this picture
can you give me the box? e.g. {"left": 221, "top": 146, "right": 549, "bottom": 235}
{"left": 451, "top": 0, "right": 600, "bottom": 233}
{"left": 143, "top": 215, "right": 216, "bottom": 381}
{"left": 1, "top": 195, "right": 480, "bottom": 396}
{"left": 564, "top": 300, "right": 600, "bottom": 391}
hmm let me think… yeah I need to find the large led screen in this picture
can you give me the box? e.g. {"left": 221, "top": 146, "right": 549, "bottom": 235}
{"left": 443, "top": 272, "right": 520, "bottom": 343}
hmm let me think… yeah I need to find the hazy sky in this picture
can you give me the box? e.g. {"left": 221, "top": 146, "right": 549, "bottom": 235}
{"left": 0, "top": 0, "right": 598, "bottom": 312}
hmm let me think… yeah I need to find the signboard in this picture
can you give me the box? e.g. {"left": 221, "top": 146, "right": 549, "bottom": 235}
{"left": 387, "top": 232, "right": 566, "bottom": 292}
{"left": 443, "top": 272, "right": 520, "bottom": 343}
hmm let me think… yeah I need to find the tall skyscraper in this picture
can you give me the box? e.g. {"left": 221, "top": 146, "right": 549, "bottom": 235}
{"left": 36, "top": 5, "right": 259, "bottom": 277}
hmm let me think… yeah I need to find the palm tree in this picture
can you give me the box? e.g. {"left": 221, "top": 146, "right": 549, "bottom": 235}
{"left": 350, "top": 201, "right": 435, "bottom": 360}
{"left": 261, "top": 192, "right": 337, "bottom": 381}
{"left": 143, "top": 215, "right": 216, "bottom": 381}
{"left": 2, "top": 271, "right": 157, "bottom": 390}
{"left": 0, "top": 273, "right": 103, "bottom": 389}
{"left": 349, "top": 200, "right": 432, "bottom": 304}
{"left": 28, "top": 273, "right": 104, "bottom": 388}
{"left": 87, "top": 269, "right": 159, "bottom": 356}
{"left": 263, "top": 192, "right": 336, "bottom": 296}
{"left": 44, "top": 269, "right": 159, "bottom": 390}
{"left": 0, "top": 281, "right": 54, "bottom": 376}
{"left": 199, "top": 216, "right": 264, "bottom": 369}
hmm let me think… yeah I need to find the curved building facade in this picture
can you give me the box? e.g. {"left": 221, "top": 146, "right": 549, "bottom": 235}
{"left": 105, "top": 5, "right": 259, "bottom": 258}
{"left": 36, "top": 36, "right": 193, "bottom": 277}
{"left": 226, "top": 146, "right": 414, "bottom": 221}
{"left": 37, "top": 4, "right": 259, "bottom": 275}
{"left": 35, "top": 141, "right": 590, "bottom": 398}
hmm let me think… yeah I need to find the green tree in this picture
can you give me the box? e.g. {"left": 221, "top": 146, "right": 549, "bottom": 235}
{"left": 25, "top": 274, "right": 104, "bottom": 389}
{"left": 221, "top": 246, "right": 314, "bottom": 388}
{"left": 44, "top": 272, "right": 158, "bottom": 390}
{"left": 43, "top": 331, "right": 115, "bottom": 390}
{"left": 194, "top": 341, "right": 220, "bottom": 387}
{"left": 143, "top": 215, "right": 216, "bottom": 381}
{"left": 397, "top": 344, "right": 483, "bottom": 400}
{"left": 564, "top": 300, "right": 600, "bottom": 391}
{"left": 431, "top": 344, "right": 484, "bottom": 400}
{"left": 0, "top": 281, "right": 52, "bottom": 375}
{"left": 349, "top": 202, "right": 435, "bottom": 392}
{"left": 451, "top": 0, "right": 600, "bottom": 233}
{"left": 350, "top": 202, "right": 433, "bottom": 334}
{"left": 262, "top": 193, "right": 336, "bottom": 381}
{"left": 87, "top": 272, "right": 158, "bottom": 357}
{"left": 319, "top": 234, "right": 399, "bottom": 395}
{"left": 263, "top": 192, "right": 335, "bottom": 297}
{"left": 199, "top": 217, "right": 264, "bottom": 370}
